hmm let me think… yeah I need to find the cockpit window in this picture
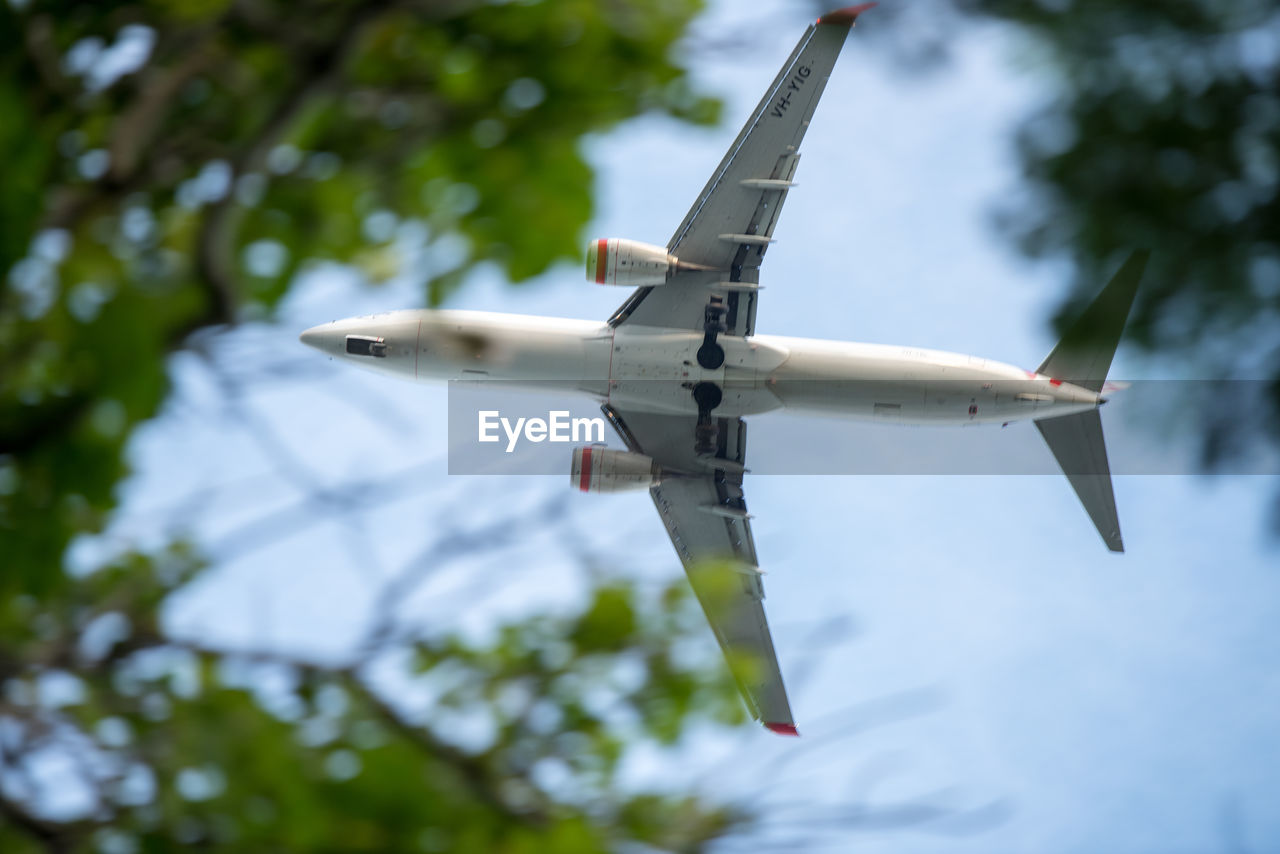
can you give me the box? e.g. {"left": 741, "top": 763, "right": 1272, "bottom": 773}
{"left": 345, "top": 335, "right": 387, "bottom": 357}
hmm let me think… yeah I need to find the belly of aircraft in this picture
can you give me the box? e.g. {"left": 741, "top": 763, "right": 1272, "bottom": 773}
{"left": 306, "top": 311, "right": 1098, "bottom": 425}
{"left": 602, "top": 329, "right": 1098, "bottom": 424}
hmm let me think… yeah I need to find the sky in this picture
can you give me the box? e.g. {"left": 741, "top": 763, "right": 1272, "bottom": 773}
{"left": 89, "top": 1, "right": 1280, "bottom": 851}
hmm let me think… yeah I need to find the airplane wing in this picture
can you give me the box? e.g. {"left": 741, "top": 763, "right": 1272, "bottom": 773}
{"left": 608, "top": 4, "right": 873, "bottom": 337}
{"left": 602, "top": 404, "right": 797, "bottom": 734}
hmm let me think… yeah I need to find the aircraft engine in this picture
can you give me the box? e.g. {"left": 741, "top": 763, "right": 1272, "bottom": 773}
{"left": 586, "top": 238, "right": 711, "bottom": 286}
{"left": 571, "top": 446, "right": 660, "bottom": 493}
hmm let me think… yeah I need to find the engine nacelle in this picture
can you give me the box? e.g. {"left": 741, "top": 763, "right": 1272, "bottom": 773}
{"left": 571, "top": 446, "right": 660, "bottom": 493}
{"left": 587, "top": 238, "right": 708, "bottom": 286}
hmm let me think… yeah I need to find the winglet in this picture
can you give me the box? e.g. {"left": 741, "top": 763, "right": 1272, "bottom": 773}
{"left": 764, "top": 721, "right": 800, "bottom": 737}
{"left": 818, "top": 3, "right": 877, "bottom": 26}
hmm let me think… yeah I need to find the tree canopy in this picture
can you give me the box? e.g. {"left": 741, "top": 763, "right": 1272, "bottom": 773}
{"left": 989, "top": 0, "right": 1280, "bottom": 474}
{"left": 1, "top": 0, "right": 719, "bottom": 586}
{"left": 874, "top": 0, "right": 1280, "bottom": 473}
{"left": 0, "top": 2, "right": 755, "bottom": 850}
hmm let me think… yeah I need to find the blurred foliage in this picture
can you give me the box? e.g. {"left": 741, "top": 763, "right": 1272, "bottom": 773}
{"left": 0, "top": 0, "right": 753, "bottom": 849}
{"left": 972, "top": 1, "right": 1278, "bottom": 467}
{"left": 0, "top": 545, "right": 747, "bottom": 852}
{"left": 849, "top": 0, "right": 1280, "bottom": 471}
{"left": 0, "top": 0, "right": 719, "bottom": 581}
{"left": 967, "top": 0, "right": 1280, "bottom": 469}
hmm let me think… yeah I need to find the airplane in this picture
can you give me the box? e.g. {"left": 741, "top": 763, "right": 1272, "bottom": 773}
{"left": 300, "top": 4, "right": 1148, "bottom": 736}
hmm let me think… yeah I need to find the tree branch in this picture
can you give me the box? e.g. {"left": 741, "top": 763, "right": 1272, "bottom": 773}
{"left": 193, "top": 0, "right": 397, "bottom": 324}
{"left": 0, "top": 790, "right": 83, "bottom": 854}
{"left": 20, "top": 14, "right": 73, "bottom": 101}
{"left": 106, "top": 34, "right": 222, "bottom": 185}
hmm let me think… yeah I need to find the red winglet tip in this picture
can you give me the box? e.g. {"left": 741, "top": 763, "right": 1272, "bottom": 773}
{"left": 818, "top": 2, "right": 877, "bottom": 26}
{"left": 764, "top": 721, "right": 800, "bottom": 737}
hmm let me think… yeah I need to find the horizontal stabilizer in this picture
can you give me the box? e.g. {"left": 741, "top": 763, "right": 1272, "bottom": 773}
{"left": 1037, "top": 250, "right": 1148, "bottom": 392}
{"left": 1035, "top": 409, "right": 1123, "bottom": 552}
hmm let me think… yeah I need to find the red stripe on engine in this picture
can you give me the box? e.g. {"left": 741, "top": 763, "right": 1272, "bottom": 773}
{"left": 579, "top": 446, "right": 593, "bottom": 492}
{"left": 595, "top": 239, "right": 608, "bottom": 284}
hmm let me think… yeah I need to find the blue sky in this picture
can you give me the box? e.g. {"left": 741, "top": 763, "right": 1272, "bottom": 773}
{"left": 92, "top": 1, "right": 1280, "bottom": 850}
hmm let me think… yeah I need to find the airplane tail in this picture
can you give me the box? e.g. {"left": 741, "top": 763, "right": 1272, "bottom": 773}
{"left": 1034, "top": 250, "right": 1149, "bottom": 553}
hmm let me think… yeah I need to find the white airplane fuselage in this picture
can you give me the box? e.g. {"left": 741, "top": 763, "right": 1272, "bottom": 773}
{"left": 298, "top": 6, "right": 1140, "bottom": 737}
{"left": 300, "top": 309, "right": 1101, "bottom": 424}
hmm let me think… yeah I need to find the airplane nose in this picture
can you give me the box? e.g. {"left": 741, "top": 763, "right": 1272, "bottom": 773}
{"left": 299, "top": 323, "right": 341, "bottom": 356}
